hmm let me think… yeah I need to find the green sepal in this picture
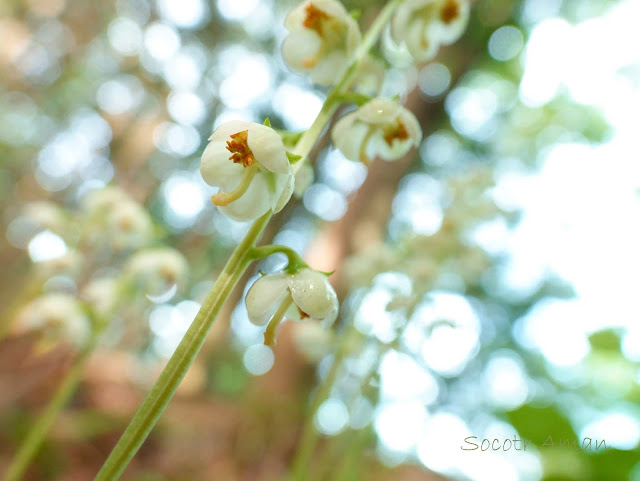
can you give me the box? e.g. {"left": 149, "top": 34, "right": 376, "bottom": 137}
{"left": 263, "top": 117, "right": 272, "bottom": 127}
{"left": 286, "top": 151, "right": 302, "bottom": 164}
{"left": 338, "top": 92, "right": 372, "bottom": 106}
{"left": 319, "top": 270, "right": 336, "bottom": 277}
{"left": 275, "top": 129, "right": 305, "bottom": 147}
{"left": 350, "top": 9, "right": 361, "bottom": 20}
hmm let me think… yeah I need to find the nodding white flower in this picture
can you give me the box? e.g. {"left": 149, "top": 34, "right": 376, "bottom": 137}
{"left": 331, "top": 98, "right": 421, "bottom": 164}
{"left": 82, "top": 277, "right": 120, "bottom": 317}
{"left": 82, "top": 186, "right": 153, "bottom": 251}
{"left": 21, "top": 201, "right": 68, "bottom": 236}
{"left": 200, "top": 121, "right": 294, "bottom": 222}
{"left": 125, "top": 248, "right": 188, "bottom": 298}
{"left": 246, "top": 268, "right": 338, "bottom": 329}
{"left": 391, "top": 0, "right": 470, "bottom": 62}
{"left": 282, "top": 0, "right": 361, "bottom": 86}
{"left": 13, "top": 294, "right": 91, "bottom": 349}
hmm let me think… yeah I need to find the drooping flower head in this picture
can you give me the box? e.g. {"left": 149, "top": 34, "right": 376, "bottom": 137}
{"left": 282, "top": 0, "right": 361, "bottom": 86}
{"left": 82, "top": 186, "right": 154, "bottom": 251}
{"left": 246, "top": 268, "right": 339, "bottom": 344}
{"left": 391, "top": 0, "right": 470, "bottom": 62}
{"left": 13, "top": 293, "right": 91, "bottom": 349}
{"left": 331, "top": 98, "right": 422, "bottom": 164}
{"left": 125, "top": 248, "right": 188, "bottom": 298}
{"left": 201, "top": 121, "right": 294, "bottom": 222}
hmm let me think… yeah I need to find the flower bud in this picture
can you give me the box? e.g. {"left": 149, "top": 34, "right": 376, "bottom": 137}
{"left": 282, "top": 0, "right": 361, "bottom": 86}
{"left": 332, "top": 98, "right": 421, "bottom": 164}
{"left": 200, "top": 121, "right": 294, "bottom": 222}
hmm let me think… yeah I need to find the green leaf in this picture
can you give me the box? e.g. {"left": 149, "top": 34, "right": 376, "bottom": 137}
{"left": 263, "top": 117, "right": 271, "bottom": 127}
{"left": 507, "top": 405, "right": 577, "bottom": 446}
{"left": 286, "top": 151, "right": 302, "bottom": 164}
{"left": 588, "top": 329, "right": 622, "bottom": 352}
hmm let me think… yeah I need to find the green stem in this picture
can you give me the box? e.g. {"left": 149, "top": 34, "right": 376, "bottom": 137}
{"left": 250, "top": 245, "right": 308, "bottom": 273}
{"left": 4, "top": 331, "right": 102, "bottom": 481}
{"left": 93, "top": 212, "right": 270, "bottom": 481}
{"left": 263, "top": 295, "right": 293, "bottom": 346}
{"left": 91, "top": 1, "right": 402, "bottom": 478}
{"left": 289, "top": 325, "right": 359, "bottom": 481}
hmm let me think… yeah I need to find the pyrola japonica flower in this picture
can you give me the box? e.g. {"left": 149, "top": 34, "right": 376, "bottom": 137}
{"left": 13, "top": 293, "right": 91, "bottom": 349}
{"left": 125, "top": 248, "right": 188, "bottom": 298}
{"left": 391, "top": 0, "right": 470, "bottom": 62}
{"left": 331, "top": 98, "right": 422, "bottom": 164}
{"left": 82, "top": 186, "right": 153, "bottom": 251}
{"left": 282, "top": 0, "right": 361, "bottom": 86}
{"left": 200, "top": 121, "right": 294, "bottom": 222}
{"left": 246, "top": 268, "right": 338, "bottom": 344}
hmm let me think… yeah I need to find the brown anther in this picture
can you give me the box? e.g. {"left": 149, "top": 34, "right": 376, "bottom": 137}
{"left": 226, "top": 130, "right": 256, "bottom": 168}
{"left": 303, "top": 3, "right": 330, "bottom": 35}
{"left": 440, "top": 0, "right": 460, "bottom": 24}
{"left": 383, "top": 121, "right": 410, "bottom": 146}
{"left": 299, "top": 310, "right": 310, "bottom": 319}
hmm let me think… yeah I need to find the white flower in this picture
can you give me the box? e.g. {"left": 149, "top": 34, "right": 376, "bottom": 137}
{"left": 21, "top": 201, "right": 68, "bottom": 236}
{"left": 282, "top": 0, "right": 361, "bottom": 86}
{"left": 200, "top": 120, "right": 294, "bottom": 222}
{"left": 82, "top": 277, "right": 120, "bottom": 317}
{"left": 391, "top": 0, "right": 470, "bottom": 62}
{"left": 246, "top": 268, "right": 339, "bottom": 327}
{"left": 82, "top": 186, "right": 153, "bottom": 251}
{"left": 125, "top": 248, "right": 188, "bottom": 298}
{"left": 331, "top": 98, "right": 422, "bottom": 164}
{"left": 13, "top": 294, "right": 91, "bottom": 348}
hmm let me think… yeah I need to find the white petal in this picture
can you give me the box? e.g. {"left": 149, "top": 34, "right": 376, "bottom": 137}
{"left": 309, "top": 50, "right": 349, "bottom": 86}
{"left": 332, "top": 115, "right": 370, "bottom": 162}
{"left": 200, "top": 140, "right": 245, "bottom": 190}
{"left": 287, "top": 269, "right": 338, "bottom": 324}
{"left": 208, "top": 120, "right": 254, "bottom": 142}
{"left": 357, "top": 98, "right": 401, "bottom": 125}
{"left": 247, "top": 124, "right": 290, "bottom": 174}
{"left": 398, "top": 107, "right": 422, "bottom": 145}
{"left": 405, "top": 17, "right": 439, "bottom": 62}
{"left": 245, "top": 274, "right": 289, "bottom": 326}
{"left": 219, "top": 171, "right": 272, "bottom": 221}
{"left": 429, "top": 0, "right": 470, "bottom": 45}
{"left": 282, "top": 30, "right": 322, "bottom": 71}
{"left": 344, "top": 14, "right": 362, "bottom": 53}
{"left": 273, "top": 170, "right": 295, "bottom": 213}
{"left": 312, "top": 0, "right": 350, "bottom": 19}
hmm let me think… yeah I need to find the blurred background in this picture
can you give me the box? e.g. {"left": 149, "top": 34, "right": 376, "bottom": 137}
{"left": 1, "top": 0, "right": 640, "bottom": 480}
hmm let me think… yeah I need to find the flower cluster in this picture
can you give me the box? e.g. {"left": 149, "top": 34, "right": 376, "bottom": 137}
{"left": 391, "top": 0, "right": 470, "bottom": 61}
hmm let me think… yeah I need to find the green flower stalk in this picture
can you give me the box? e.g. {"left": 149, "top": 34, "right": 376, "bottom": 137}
{"left": 92, "top": 2, "right": 406, "bottom": 480}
